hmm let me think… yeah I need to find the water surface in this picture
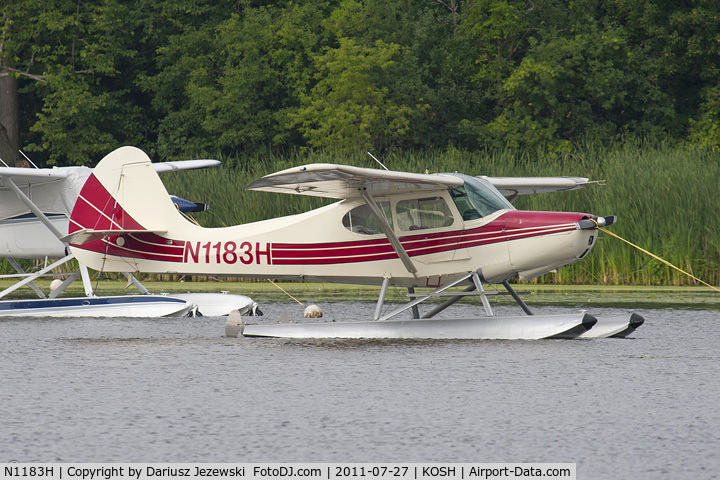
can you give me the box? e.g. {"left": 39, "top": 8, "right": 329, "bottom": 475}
{"left": 2, "top": 303, "right": 719, "bottom": 479}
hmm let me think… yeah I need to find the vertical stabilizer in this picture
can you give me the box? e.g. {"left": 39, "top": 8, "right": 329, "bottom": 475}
{"left": 68, "top": 146, "right": 190, "bottom": 272}
{"left": 69, "top": 146, "right": 178, "bottom": 235}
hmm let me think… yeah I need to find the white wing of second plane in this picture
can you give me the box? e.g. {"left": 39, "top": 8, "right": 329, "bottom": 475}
{"left": 0, "top": 160, "right": 221, "bottom": 219}
{"left": 0, "top": 159, "right": 219, "bottom": 188}
{"left": 0, "top": 166, "right": 69, "bottom": 185}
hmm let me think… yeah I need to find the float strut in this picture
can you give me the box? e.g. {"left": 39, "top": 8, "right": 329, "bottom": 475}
{"left": 472, "top": 272, "right": 494, "bottom": 317}
{"left": 374, "top": 277, "right": 391, "bottom": 321}
{"left": 502, "top": 280, "right": 533, "bottom": 316}
{"left": 7, "top": 258, "right": 46, "bottom": 299}
{"left": 379, "top": 272, "right": 473, "bottom": 322}
{"left": 407, "top": 287, "right": 420, "bottom": 319}
{"left": 421, "top": 284, "right": 476, "bottom": 319}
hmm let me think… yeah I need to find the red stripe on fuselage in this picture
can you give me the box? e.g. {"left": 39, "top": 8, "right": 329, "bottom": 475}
{"left": 271, "top": 211, "right": 587, "bottom": 265}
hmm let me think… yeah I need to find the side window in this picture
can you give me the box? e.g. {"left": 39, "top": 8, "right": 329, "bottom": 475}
{"left": 396, "top": 197, "right": 454, "bottom": 231}
{"left": 342, "top": 202, "right": 393, "bottom": 235}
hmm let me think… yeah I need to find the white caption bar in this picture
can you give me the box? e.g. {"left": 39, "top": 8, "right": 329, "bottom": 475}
{"left": 1, "top": 464, "right": 576, "bottom": 480}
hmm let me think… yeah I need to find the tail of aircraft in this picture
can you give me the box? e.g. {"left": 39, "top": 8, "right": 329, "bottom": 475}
{"left": 66, "top": 146, "right": 192, "bottom": 271}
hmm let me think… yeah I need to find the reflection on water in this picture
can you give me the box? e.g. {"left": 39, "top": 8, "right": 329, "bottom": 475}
{"left": 2, "top": 303, "right": 719, "bottom": 479}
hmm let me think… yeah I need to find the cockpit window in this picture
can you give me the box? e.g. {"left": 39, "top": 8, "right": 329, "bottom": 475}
{"left": 396, "top": 196, "right": 454, "bottom": 231}
{"left": 342, "top": 202, "right": 393, "bottom": 235}
{"left": 448, "top": 173, "right": 514, "bottom": 219}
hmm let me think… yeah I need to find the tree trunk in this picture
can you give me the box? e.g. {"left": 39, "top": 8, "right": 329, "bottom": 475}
{"left": 0, "top": 73, "right": 21, "bottom": 166}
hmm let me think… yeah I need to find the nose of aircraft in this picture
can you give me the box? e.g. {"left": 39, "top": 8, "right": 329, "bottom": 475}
{"left": 577, "top": 215, "right": 617, "bottom": 230}
{"left": 501, "top": 210, "right": 614, "bottom": 281}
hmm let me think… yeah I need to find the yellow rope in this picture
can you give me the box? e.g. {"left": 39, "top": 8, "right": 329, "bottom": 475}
{"left": 175, "top": 203, "right": 202, "bottom": 226}
{"left": 593, "top": 220, "right": 720, "bottom": 294}
{"left": 268, "top": 279, "right": 305, "bottom": 306}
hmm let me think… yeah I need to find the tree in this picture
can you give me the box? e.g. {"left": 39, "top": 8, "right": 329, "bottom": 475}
{"left": 3, "top": 0, "right": 720, "bottom": 162}
{"left": 453, "top": 0, "right": 534, "bottom": 148}
{"left": 186, "top": 4, "right": 325, "bottom": 157}
{"left": 292, "top": 38, "right": 414, "bottom": 152}
{"left": 134, "top": 0, "right": 241, "bottom": 160}
{"left": 605, "top": 0, "right": 720, "bottom": 146}
{"left": 1, "top": 2, "right": 33, "bottom": 166}
{"left": 1, "top": 0, "right": 149, "bottom": 166}
{"left": 0, "top": 74, "right": 21, "bottom": 166}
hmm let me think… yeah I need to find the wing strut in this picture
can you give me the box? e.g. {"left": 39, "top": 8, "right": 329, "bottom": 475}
{"left": 358, "top": 188, "right": 417, "bottom": 277}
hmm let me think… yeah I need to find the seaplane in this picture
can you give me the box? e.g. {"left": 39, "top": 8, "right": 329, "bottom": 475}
{"left": 64, "top": 146, "right": 644, "bottom": 339}
{"left": 0, "top": 154, "right": 259, "bottom": 317}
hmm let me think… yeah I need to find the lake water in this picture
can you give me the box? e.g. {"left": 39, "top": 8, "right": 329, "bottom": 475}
{"left": 2, "top": 302, "right": 719, "bottom": 479}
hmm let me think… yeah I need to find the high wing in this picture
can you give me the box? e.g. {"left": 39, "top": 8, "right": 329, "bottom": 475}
{"left": 0, "top": 166, "right": 71, "bottom": 187}
{"left": 482, "top": 176, "right": 590, "bottom": 200}
{"left": 0, "top": 159, "right": 220, "bottom": 188}
{"left": 245, "top": 163, "right": 463, "bottom": 199}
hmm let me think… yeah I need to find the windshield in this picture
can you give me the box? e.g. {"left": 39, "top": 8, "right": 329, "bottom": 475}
{"left": 447, "top": 173, "right": 514, "bottom": 219}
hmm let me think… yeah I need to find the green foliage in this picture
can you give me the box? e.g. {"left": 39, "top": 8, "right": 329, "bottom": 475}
{"left": 198, "top": 5, "right": 323, "bottom": 154}
{"left": 688, "top": 85, "right": 720, "bottom": 149}
{"left": 292, "top": 38, "right": 416, "bottom": 152}
{"left": 135, "top": 1, "right": 239, "bottom": 159}
{"left": 4, "top": 0, "right": 147, "bottom": 165}
{"left": 3, "top": 0, "right": 720, "bottom": 164}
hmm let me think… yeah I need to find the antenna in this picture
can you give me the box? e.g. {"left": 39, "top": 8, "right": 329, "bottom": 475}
{"left": 20, "top": 150, "right": 40, "bottom": 169}
{"left": 367, "top": 151, "right": 389, "bottom": 171}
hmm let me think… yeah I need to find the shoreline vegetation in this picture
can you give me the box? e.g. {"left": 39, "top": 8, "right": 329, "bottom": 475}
{"left": 1, "top": 279, "right": 718, "bottom": 311}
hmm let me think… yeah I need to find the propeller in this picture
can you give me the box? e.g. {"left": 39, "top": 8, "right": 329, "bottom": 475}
{"left": 577, "top": 215, "right": 617, "bottom": 230}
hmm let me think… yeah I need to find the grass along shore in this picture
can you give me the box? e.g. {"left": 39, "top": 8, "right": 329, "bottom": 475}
{"left": 1, "top": 278, "right": 718, "bottom": 311}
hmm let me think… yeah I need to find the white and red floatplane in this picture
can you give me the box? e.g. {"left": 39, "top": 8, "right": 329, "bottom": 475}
{"left": 65, "top": 146, "right": 643, "bottom": 339}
